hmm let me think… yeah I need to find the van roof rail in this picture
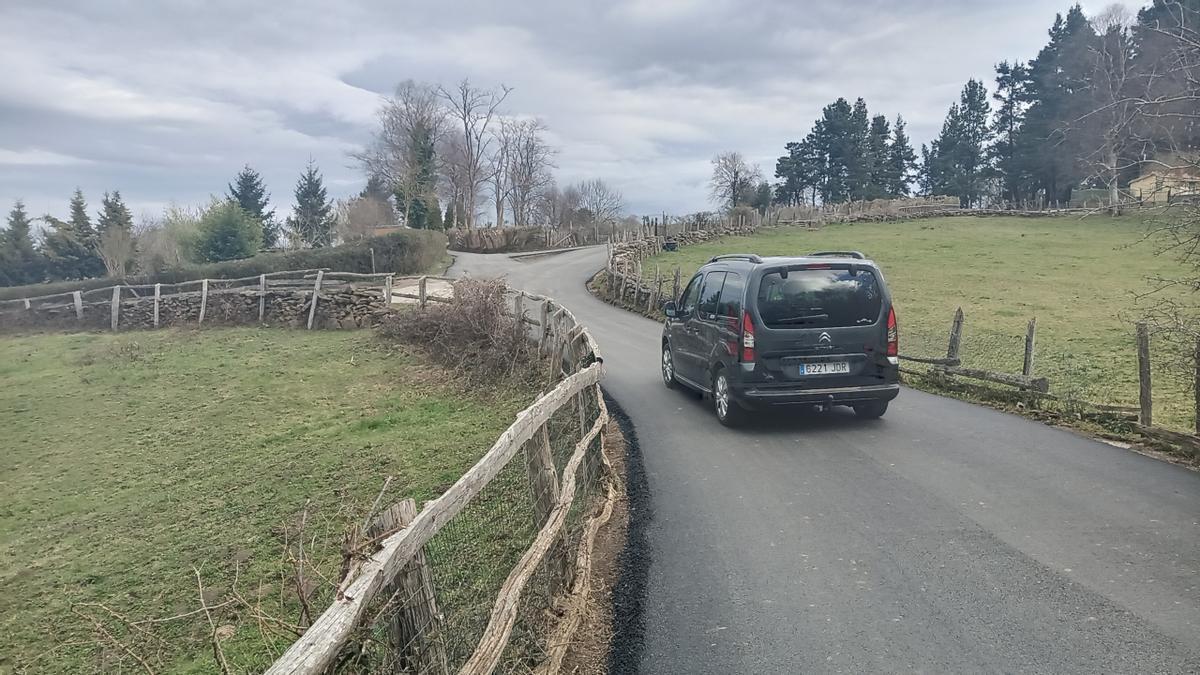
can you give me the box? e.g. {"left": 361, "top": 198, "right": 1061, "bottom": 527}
{"left": 709, "top": 254, "right": 763, "bottom": 264}
{"left": 808, "top": 250, "right": 866, "bottom": 260}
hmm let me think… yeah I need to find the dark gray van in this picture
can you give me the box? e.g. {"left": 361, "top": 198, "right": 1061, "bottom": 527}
{"left": 660, "top": 252, "right": 899, "bottom": 426}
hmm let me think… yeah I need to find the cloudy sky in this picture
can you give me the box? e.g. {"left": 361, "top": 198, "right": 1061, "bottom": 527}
{"left": 0, "top": 0, "right": 1134, "bottom": 225}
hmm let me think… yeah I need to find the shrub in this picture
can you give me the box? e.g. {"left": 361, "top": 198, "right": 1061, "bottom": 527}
{"left": 377, "top": 278, "right": 532, "bottom": 383}
{"left": 0, "top": 229, "right": 447, "bottom": 300}
{"left": 192, "top": 201, "right": 262, "bottom": 263}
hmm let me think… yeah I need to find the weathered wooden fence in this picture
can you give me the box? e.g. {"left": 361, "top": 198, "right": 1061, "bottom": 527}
{"left": 264, "top": 286, "right": 611, "bottom": 674}
{"left": 0, "top": 270, "right": 459, "bottom": 332}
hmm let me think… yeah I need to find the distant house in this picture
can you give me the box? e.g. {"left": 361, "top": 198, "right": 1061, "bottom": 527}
{"left": 1130, "top": 154, "right": 1200, "bottom": 204}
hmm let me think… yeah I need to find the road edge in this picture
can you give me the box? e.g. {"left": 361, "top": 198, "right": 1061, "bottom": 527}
{"left": 602, "top": 389, "right": 653, "bottom": 675}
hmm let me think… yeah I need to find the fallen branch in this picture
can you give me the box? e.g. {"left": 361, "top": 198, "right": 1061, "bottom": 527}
{"left": 194, "top": 567, "right": 232, "bottom": 675}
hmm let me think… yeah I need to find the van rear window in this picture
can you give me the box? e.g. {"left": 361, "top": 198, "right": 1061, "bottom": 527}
{"left": 756, "top": 268, "right": 882, "bottom": 329}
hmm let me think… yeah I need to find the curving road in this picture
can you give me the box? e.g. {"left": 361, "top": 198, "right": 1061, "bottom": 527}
{"left": 451, "top": 246, "right": 1200, "bottom": 674}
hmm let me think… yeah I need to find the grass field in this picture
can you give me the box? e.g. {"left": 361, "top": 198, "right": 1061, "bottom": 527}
{"left": 0, "top": 328, "right": 533, "bottom": 673}
{"left": 649, "top": 215, "right": 1196, "bottom": 430}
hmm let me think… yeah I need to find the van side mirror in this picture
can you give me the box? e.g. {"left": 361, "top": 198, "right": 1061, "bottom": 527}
{"left": 663, "top": 301, "right": 678, "bottom": 318}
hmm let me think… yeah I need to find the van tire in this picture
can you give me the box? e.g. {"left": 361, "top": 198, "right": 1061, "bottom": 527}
{"left": 853, "top": 401, "right": 889, "bottom": 419}
{"left": 661, "top": 343, "right": 678, "bottom": 389}
{"left": 712, "top": 369, "right": 746, "bottom": 427}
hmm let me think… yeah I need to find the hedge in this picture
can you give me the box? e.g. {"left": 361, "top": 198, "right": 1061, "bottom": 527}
{"left": 0, "top": 229, "right": 447, "bottom": 301}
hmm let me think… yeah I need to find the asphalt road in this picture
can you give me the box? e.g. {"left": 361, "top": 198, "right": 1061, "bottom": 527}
{"left": 451, "top": 247, "right": 1200, "bottom": 674}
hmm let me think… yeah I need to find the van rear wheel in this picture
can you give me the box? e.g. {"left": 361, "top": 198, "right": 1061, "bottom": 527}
{"left": 713, "top": 369, "right": 746, "bottom": 427}
{"left": 853, "top": 401, "right": 889, "bottom": 419}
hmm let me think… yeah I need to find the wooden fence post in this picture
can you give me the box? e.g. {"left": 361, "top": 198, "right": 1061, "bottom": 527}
{"left": 1194, "top": 336, "right": 1200, "bottom": 435}
{"left": 1022, "top": 317, "right": 1037, "bottom": 376}
{"left": 367, "top": 499, "right": 449, "bottom": 675}
{"left": 198, "top": 279, "right": 209, "bottom": 325}
{"left": 369, "top": 247, "right": 376, "bottom": 275}
{"left": 153, "top": 283, "right": 161, "bottom": 328}
{"left": 673, "top": 267, "right": 681, "bottom": 302}
{"left": 110, "top": 286, "right": 120, "bottom": 331}
{"left": 418, "top": 275, "right": 428, "bottom": 308}
{"left": 307, "top": 270, "right": 324, "bottom": 330}
{"left": 23, "top": 298, "right": 30, "bottom": 310}
{"left": 513, "top": 292, "right": 525, "bottom": 339}
{"left": 73, "top": 291, "right": 83, "bottom": 321}
{"left": 383, "top": 275, "right": 393, "bottom": 306}
{"left": 947, "top": 307, "right": 964, "bottom": 362}
{"left": 525, "top": 425, "right": 565, "bottom": 596}
{"left": 258, "top": 275, "right": 267, "bottom": 323}
{"left": 539, "top": 300, "right": 551, "bottom": 353}
{"left": 1137, "top": 322, "right": 1152, "bottom": 426}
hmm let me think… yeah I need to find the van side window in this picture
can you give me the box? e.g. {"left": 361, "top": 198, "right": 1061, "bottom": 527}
{"left": 698, "top": 272, "right": 727, "bottom": 320}
{"left": 717, "top": 272, "right": 744, "bottom": 321}
{"left": 679, "top": 275, "right": 703, "bottom": 315}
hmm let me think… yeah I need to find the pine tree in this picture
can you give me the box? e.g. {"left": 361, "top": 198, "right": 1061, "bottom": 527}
{"left": 990, "top": 61, "right": 1032, "bottom": 205}
{"left": 69, "top": 188, "right": 99, "bottom": 251}
{"left": 885, "top": 116, "right": 918, "bottom": 197}
{"left": 3, "top": 200, "right": 43, "bottom": 284}
{"left": 924, "top": 80, "right": 993, "bottom": 207}
{"left": 227, "top": 165, "right": 278, "bottom": 249}
{"left": 425, "top": 195, "right": 444, "bottom": 230}
{"left": 444, "top": 201, "right": 458, "bottom": 229}
{"left": 865, "top": 115, "right": 891, "bottom": 199}
{"left": 1018, "top": 6, "right": 1095, "bottom": 205}
{"left": 96, "top": 191, "right": 133, "bottom": 237}
{"left": 749, "top": 181, "right": 773, "bottom": 214}
{"left": 42, "top": 215, "right": 101, "bottom": 280}
{"left": 288, "top": 161, "right": 335, "bottom": 247}
{"left": 847, "top": 98, "right": 872, "bottom": 200}
{"left": 394, "top": 124, "right": 439, "bottom": 229}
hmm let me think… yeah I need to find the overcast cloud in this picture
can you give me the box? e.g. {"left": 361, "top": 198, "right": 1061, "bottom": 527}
{"left": 0, "top": 0, "right": 1134, "bottom": 224}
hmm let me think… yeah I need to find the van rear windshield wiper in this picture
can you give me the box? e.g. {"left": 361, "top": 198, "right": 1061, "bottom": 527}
{"left": 774, "top": 313, "right": 829, "bottom": 324}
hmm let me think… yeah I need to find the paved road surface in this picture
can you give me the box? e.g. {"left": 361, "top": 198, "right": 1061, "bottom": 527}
{"left": 451, "top": 247, "right": 1200, "bottom": 674}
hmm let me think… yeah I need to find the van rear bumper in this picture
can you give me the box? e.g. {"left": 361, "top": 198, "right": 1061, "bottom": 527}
{"left": 734, "top": 382, "right": 900, "bottom": 408}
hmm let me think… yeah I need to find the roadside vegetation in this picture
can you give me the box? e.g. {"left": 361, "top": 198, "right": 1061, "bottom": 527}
{"left": 649, "top": 214, "right": 1198, "bottom": 430}
{"left": 0, "top": 327, "right": 534, "bottom": 672}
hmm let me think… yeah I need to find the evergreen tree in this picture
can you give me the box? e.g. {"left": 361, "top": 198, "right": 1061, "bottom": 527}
{"left": 444, "top": 201, "right": 458, "bottom": 229}
{"left": 885, "top": 116, "right": 918, "bottom": 197}
{"left": 3, "top": 201, "right": 43, "bottom": 284}
{"left": 815, "top": 99, "right": 855, "bottom": 203}
{"left": 227, "top": 165, "right": 278, "bottom": 249}
{"left": 775, "top": 139, "right": 821, "bottom": 206}
{"left": 923, "top": 79, "right": 993, "bottom": 207}
{"left": 749, "top": 181, "right": 773, "bottom": 214}
{"left": 847, "top": 98, "right": 872, "bottom": 200}
{"left": 425, "top": 195, "right": 444, "bottom": 230}
{"left": 288, "top": 161, "right": 335, "bottom": 247}
{"left": 394, "top": 124, "right": 439, "bottom": 229}
{"left": 865, "top": 114, "right": 891, "bottom": 199}
{"left": 48, "top": 189, "right": 106, "bottom": 279}
{"left": 990, "top": 61, "right": 1033, "bottom": 204}
{"left": 96, "top": 191, "right": 133, "bottom": 237}
{"left": 1017, "top": 5, "right": 1095, "bottom": 205}
{"left": 69, "top": 188, "right": 99, "bottom": 251}
{"left": 194, "top": 201, "right": 263, "bottom": 262}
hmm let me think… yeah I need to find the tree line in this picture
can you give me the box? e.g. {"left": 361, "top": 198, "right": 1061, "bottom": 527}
{"left": 748, "top": 1, "right": 1198, "bottom": 211}
{"left": 0, "top": 161, "right": 345, "bottom": 286}
{"left": 356, "top": 78, "right": 626, "bottom": 232}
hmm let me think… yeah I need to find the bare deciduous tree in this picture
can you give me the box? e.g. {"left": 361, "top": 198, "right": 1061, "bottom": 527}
{"left": 98, "top": 225, "right": 135, "bottom": 279}
{"left": 336, "top": 195, "right": 396, "bottom": 243}
{"left": 438, "top": 79, "right": 512, "bottom": 228}
{"left": 506, "top": 119, "right": 556, "bottom": 228}
{"left": 356, "top": 80, "right": 445, "bottom": 227}
{"left": 576, "top": 179, "right": 625, "bottom": 228}
{"left": 709, "top": 151, "right": 762, "bottom": 210}
{"left": 1075, "top": 5, "right": 1139, "bottom": 214}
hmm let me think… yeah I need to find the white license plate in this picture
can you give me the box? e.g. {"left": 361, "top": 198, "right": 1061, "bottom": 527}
{"left": 797, "top": 361, "right": 850, "bottom": 376}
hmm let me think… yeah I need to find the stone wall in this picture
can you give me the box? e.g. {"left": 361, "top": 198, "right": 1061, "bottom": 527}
{"left": 0, "top": 287, "right": 391, "bottom": 333}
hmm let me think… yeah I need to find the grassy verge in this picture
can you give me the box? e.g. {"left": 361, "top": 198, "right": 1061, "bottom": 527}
{"left": 0, "top": 328, "right": 533, "bottom": 673}
{"left": 646, "top": 215, "right": 1197, "bottom": 431}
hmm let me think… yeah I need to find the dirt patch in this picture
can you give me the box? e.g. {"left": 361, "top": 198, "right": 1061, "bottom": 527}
{"left": 555, "top": 417, "right": 629, "bottom": 675}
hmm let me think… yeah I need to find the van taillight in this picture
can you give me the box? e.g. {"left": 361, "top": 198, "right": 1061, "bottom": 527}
{"left": 886, "top": 307, "right": 898, "bottom": 357}
{"left": 741, "top": 310, "right": 755, "bottom": 362}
